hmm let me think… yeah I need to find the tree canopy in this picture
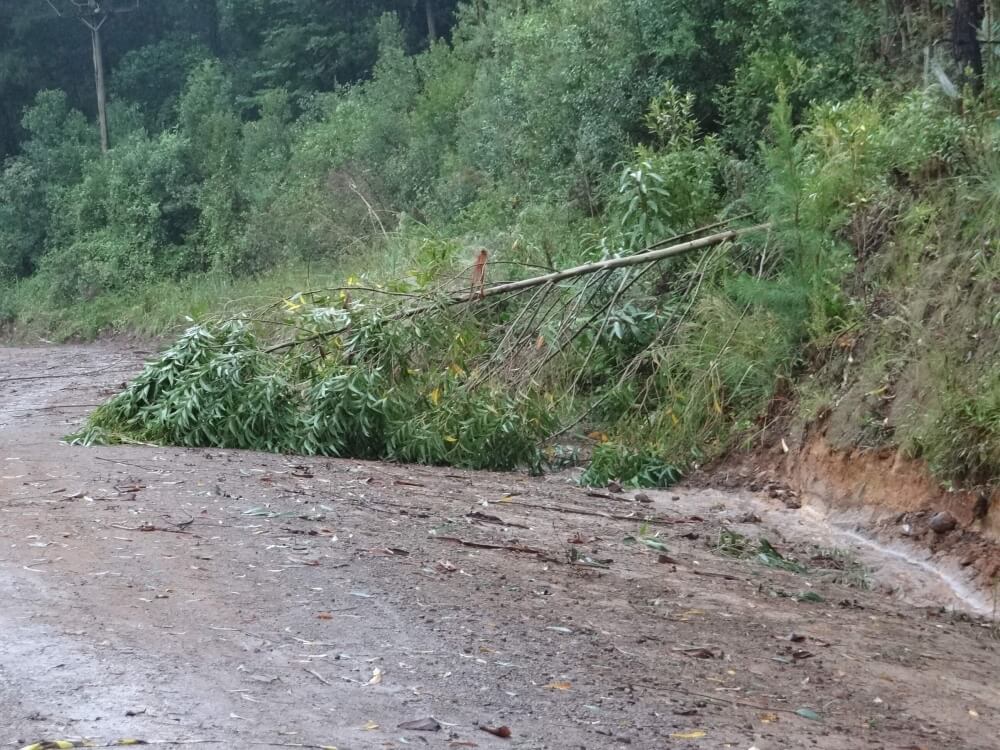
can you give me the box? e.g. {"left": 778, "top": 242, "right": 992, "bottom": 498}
{"left": 0, "top": 0, "right": 460, "bottom": 159}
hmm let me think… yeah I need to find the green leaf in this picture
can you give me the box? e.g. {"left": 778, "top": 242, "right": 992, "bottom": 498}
{"left": 794, "top": 591, "right": 824, "bottom": 603}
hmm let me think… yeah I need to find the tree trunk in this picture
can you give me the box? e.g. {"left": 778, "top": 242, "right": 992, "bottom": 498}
{"left": 952, "top": 0, "right": 985, "bottom": 93}
{"left": 265, "top": 223, "right": 772, "bottom": 353}
{"left": 426, "top": 0, "right": 438, "bottom": 41}
{"left": 204, "top": 0, "right": 222, "bottom": 57}
{"left": 85, "top": 17, "right": 110, "bottom": 153}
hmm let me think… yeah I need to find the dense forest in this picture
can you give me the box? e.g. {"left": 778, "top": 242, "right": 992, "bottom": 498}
{"left": 1, "top": 1, "right": 999, "bottom": 490}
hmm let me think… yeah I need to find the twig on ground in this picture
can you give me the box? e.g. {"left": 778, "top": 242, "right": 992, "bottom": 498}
{"left": 0, "top": 357, "right": 134, "bottom": 384}
{"left": 94, "top": 456, "right": 165, "bottom": 472}
{"left": 500, "top": 498, "right": 699, "bottom": 526}
{"left": 304, "top": 667, "right": 333, "bottom": 686}
{"left": 434, "top": 536, "right": 551, "bottom": 556}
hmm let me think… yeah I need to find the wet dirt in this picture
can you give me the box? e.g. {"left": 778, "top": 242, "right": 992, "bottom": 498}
{"left": 2, "top": 344, "right": 1000, "bottom": 750}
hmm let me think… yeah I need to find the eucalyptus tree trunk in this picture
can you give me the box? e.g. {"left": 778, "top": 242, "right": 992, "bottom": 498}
{"left": 85, "top": 16, "right": 110, "bottom": 153}
{"left": 426, "top": 0, "right": 437, "bottom": 40}
{"left": 952, "top": 0, "right": 985, "bottom": 93}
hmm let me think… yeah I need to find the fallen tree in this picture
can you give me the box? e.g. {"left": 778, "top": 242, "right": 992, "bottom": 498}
{"left": 72, "top": 220, "right": 775, "bottom": 484}
{"left": 267, "top": 222, "right": 771, "bottom": 353}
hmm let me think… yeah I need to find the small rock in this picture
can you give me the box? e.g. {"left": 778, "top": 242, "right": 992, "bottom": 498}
{"left": 783, "top": 495, "right": 802, "bottom": 510}
{"left": 929, "top": 511, "right": 957, "bottom": 534}
{"left": 607, "top": 480, "right": 623, "bottom": 494}
{"left": 398, "top": 717, "right": 441, "bottom": 732}
{"left": 634, "top": 492, "right": 652, "bottom": 504}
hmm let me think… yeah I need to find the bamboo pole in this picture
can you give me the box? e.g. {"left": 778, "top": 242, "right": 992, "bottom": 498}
{"left": 444, "top": 223, "right": 771, "bottom": 305}
{"left": 266, "top": 223, "right": 771, "bottom": 353}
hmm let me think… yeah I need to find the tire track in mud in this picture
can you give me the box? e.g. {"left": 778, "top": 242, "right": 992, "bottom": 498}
{"left": 0, "top": 347, "right": 231, "bottom": 743}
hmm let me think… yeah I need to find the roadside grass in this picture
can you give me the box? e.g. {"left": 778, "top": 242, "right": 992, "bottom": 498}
{"left": 0, "top": 255, "right": 410, "bottom": 343}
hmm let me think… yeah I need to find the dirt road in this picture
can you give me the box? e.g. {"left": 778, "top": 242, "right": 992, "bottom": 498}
{"left": 2, "top": 345, "right": 999, "bottom": 750}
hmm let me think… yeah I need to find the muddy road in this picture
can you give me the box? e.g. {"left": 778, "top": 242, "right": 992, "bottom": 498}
{"left": 1, "top": 345, "right": 999, "bottom": 750}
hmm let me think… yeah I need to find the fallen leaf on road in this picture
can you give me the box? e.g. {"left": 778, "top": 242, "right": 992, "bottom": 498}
{"left": 680, "top": 647, "right": 718, "bottom": 659}
{"left": 671, "top": 729, "right": 707, "bottom": 739}
{"left": 676, "top": 609, "right": 704, "bottom": 620}
{"left": 367, "top": 667, "right": 383, "bottom": 685}
{"left": 362, "top": 720, "right": 380, "bottom": 731}
{"left": 795, "top": 708, "right": 821, "bottom": 721}
{"left": 544, "top": 681, "right": 572, "bottom": 690}
{"left": 479, "top": 725, "right": 511, "bottom": 738}
{"left": 398, "top": 717, "right": 442, "bottom": 731}
{"left": 794, "top": 591, "right": 824, "bottom": 603}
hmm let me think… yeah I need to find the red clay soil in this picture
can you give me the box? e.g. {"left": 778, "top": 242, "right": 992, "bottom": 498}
{"left": 704, "top": 422, "right": 1000, "bottom": 593}
{"left": 2, "top": 345, "right": 1000, "bottom": 750}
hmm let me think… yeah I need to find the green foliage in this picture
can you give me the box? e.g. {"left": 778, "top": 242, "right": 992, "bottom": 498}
{"left": 716, "top": 0, "right": 875, "bottom": 153}
{"left": 909, "top": 369, "right": 1000, "bottom": 487}
{"left": 36, "top": 130, "right": 201, "bottom": 298}
{"left": 877, "top": 90, "right": 968, "bottom": 180}
{"left": 581, "top": 443, "right": 683, "bottom": 489}
{"left": 611, "top": 84, "right": 723, "bottom": 249}
{"left": 0, "top": 160, "right": 46, "bottom": 278}
{"left": 7, "top": 0, "right": 1000, "bottom": 492}
{"left": 111, "top": 35, "right": 211, "bottom": 132}
{"left": 0, "top": 91, "right": 97, "bottom": 281}
{"left": 80, "top": 323, "right": 301, "bottom": 451}
{"left": 1, "top": 0, "right": 883, "bottom": 290}
{"left": 18, "top": 89, "right": 97, "bottom": 187}
{"left": 74, "top": 318, "right": 554, "bottom": 473}
{"left": 717, "top": 529, "right": 806, "bottom": 573}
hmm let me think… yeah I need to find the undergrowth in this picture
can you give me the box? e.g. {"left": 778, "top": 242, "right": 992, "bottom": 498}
{"left": 61, "top": 83, "right": 1000, "bottom": 490}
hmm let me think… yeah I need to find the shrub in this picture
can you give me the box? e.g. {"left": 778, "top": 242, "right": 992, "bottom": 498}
{"left": 581, "top": 442, "right": 683, "bottom": 488}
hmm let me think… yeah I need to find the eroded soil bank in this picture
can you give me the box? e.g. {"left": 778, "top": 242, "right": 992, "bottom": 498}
{"left": 2, "top": 345, "right": 999, "bottom": 750}
{"left": 706, "top": 424, "right": 1000, "bottom": 610}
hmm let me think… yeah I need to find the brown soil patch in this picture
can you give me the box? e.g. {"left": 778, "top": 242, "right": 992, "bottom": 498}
{"left": 707, "top": 424, "right": 1000, "bottom": 596}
